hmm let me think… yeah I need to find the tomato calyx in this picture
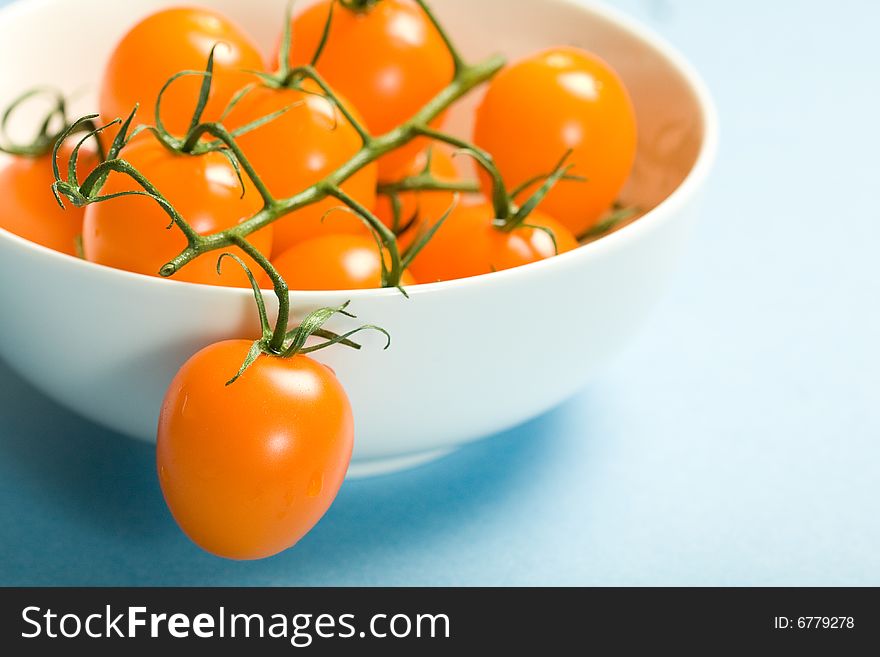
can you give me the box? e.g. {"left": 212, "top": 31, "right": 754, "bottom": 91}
{"left": 338, "top": 0, "right": 381, "bottom": 12}
{"left": 495, "top": 149, "right": 582, "bottom": 234}
{"left": 377, "top": 148, "right": 480, "bottom": 234}
{"left": 576, "top": 202, "right": 641, "bottom": 243}
{"left": 0, "top": 88, "right": 105, "bottom": 160}
{"left": 408, "top": 127, "right": 582, "bottom": 253}
{"left": 258, "top": 3, "right": 375, "bottom": 149}
{"left": 218, "top": 253, "right": 390, "bottom": 385}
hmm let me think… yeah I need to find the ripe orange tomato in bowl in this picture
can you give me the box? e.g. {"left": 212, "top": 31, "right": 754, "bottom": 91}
{"left": 408, "top": 202, "right": 577, "bottom": 283}
{"left": 99, "top": 7, "right": 264, "bottom": 135}
{"left": 0, "top": 142, "right": 96, "bottom": 256}
{"left": 474, "top": 46, "right": 638, "bottom": 236}
{"left": 273, "top": 233, "right": 417, "bottom": 291}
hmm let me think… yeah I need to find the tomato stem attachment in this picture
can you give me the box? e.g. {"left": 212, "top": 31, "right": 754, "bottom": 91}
{"left": 577, "top": 203, "right": 641, "bottom": 243}
{"left": 413, "top": 125, "right": 512, "bottom": 221}
{"left": 310, "top": 0, "right": 338, "bottom": 68}
{"left": 339, "top": 0, "right": 381, "bottom": 12}
{"left": 227, "top": 234, "right": 290, "bottom": 353}
{"left": 182, "top": 122, "right": 277, "bottom": 208}
{"left": 0, "top": 88, "right": 105, "bottom": 160}
{"left": 501, "top": 151, "right": 577, "bottom": 232}
{"left": 288, "top": 66, "right": 373, "bottom": 145}
{"left": 218, "top": 256, "right": 390, "bottom": 384}
{"left": 413, "top": 0, "right": 466, "bottom": 75}
{"left": 323, "top": 183, "right": 404, "bottom": 288}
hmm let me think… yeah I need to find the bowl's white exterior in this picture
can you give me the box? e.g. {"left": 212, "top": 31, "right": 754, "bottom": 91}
{"left": 0, "top": 0, "right": 717, "bottom": 475}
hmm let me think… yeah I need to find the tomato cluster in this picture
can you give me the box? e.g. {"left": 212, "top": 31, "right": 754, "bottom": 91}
{"left": 0, "top": 0, "right": 639, "bottom": 560}
{"left": 2, "top": 0, "right": 637, "bottom": 292}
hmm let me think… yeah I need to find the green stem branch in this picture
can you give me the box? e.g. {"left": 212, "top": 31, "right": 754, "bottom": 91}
{"left": 182, "top": 122, "right": 277, "bottom": 208}
{"left": 412, "top": 124, "right": 511, "bottom": 220}
{"left": 228, "top": 234, "right": 289, "bottom": 353}
{"left": 289, "top": 65, "right": 373, "bottom": 145}
{"left": 378, "top": 176, "right": 479, "bottom": 195}
{"left": 156, "top": 52, "right": 505, "bottom": 279}
{"left": 413, "top": 0, "right": 466, "bottom": 75}
{"left": 324, "top": 184, "right": 403, "bottom": 287}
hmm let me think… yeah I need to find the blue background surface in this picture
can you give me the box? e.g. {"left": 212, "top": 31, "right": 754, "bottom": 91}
{"left": 1, "top": 0, "right": 878, "bottom": 585}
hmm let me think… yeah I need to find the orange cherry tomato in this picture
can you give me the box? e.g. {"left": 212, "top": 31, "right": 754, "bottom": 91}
{"left": 157, "top": 340, "right": 353, "bottom": 560}
{"left": 0, "top": 142, "right": 96, "bottom": 256}
{"left": 473, "top": 47, "right": 637, "bottom": 235}
{"left": 283, "top": 0, "right": 454, "bottom": 180}
{"left": 408, "top": 202, "right": 577, "bottom": 283}
{"left": 374, "top": 146, "right": 459, "bottom": 249}
{"left": 224, "top": 82, "right": 377, "bottom": 256}
{"left": 273, "top": 233, "right": 416, "bottom": 291}
{"left": 99, "top": 7, "right": 263, "bottom": 135}
{"left": 82, "top": 136, "right": 272, "bottom": 288}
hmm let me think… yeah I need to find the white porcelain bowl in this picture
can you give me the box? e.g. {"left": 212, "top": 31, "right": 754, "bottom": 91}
{"left": 0, "top": 0, "right": 716, "bottom": 476}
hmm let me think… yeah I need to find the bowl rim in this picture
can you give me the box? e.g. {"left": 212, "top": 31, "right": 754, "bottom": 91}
{"left": 0, "top": 0, "right": 719, "bottom": 303}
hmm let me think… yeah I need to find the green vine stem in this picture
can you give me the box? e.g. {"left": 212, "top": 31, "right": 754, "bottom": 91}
{"left": 0, "top": 88, "right": 105, "bottom": 160}
{"left": 93, "top": 52, "right": 507, "bottom": 283}
{"left": 377, "top": 175, "right": 479, "bottom": 196}
{"left": 181, "top": 122, "right": 276, "bottom": 208}
{"left": 328, "top": 191, "right": 399, "bottom": 289}
{"left": 413, "top": 0, "right": 466, "bottom": 75}
{"left": 226, "top": 234, "right": 289, "bottom": 353}
{"left": 577, "top": 203, "right": 641, "bottom": 243}
{"left": 287, "top": 66, "right": 372, "bottom": 144}
{"left": 50, "top": 0, "right": 537, "bottom": 367}
{"left": 410, "top": 125, "right": 512, "bottom": 221}
{"left": 50, "top": 0, "right": 588, "bottom": 292}
{"left": 45, "top": 4, "right": 502, "bottom": 380}
{"left": 218, "top": 253, "right": 390, "bottom": 384}
{"left": 376, "top": 147, "right": 478, "bottom": 233}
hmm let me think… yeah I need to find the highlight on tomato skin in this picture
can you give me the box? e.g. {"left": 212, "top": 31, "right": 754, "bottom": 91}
{"left": 281, "top": 0, "right": 455, "bottom": 181}
{"left": 99, "top": 7, "right": 264, "bottom": 136}
{"left": 273, "top": 233, "right": 417, "bottom": 291}
{"left": 223, "top": 81, "right": 378, "bottom": 256}
{"left": 473, "top": 46, "right": 638, "bottom": 236}
{"left": 0, "top": 142, "right": 96, "bottom": 256}
{"left": 156, "top": 340, "right": 354, "bottom": 561}
{"left": 81, "top": 136, "right": 274, "bottom": 289}
{"left": 407, "top": 202, "right": 578, "bottom": 284}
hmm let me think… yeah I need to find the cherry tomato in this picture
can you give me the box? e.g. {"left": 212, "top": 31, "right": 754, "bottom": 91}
{"left": 0, "top": 142, "right": 96, "bottom": 256}
{"left": 100, "top": 8, "right": 263, "bottom": 136}
{"left": 408, "top": 202, "right": 577, "bottom": 283}
{"left": 82, "top": 136, "right": 272, "bottom": 288}
{"left": 224, "top": 82, "right": 377, "bottom": 256}
{"left": 473, "top": 47, "right": 637, "bottom": 235}
{"left": 374, "top": 147, "right": 460, "bottom": 249}
{"left": 273, "top": 233, "right": 416, "bottom": 291}
{"left": 283, "top": 0, "right": 454, "bottom": 180}
{"left": 157, "top": 340, "right": 353, "bottom": 560}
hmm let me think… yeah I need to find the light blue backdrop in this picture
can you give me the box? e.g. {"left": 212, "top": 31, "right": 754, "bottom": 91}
{"left": 1, "top": 0, "right": 878, "bottom": 585}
